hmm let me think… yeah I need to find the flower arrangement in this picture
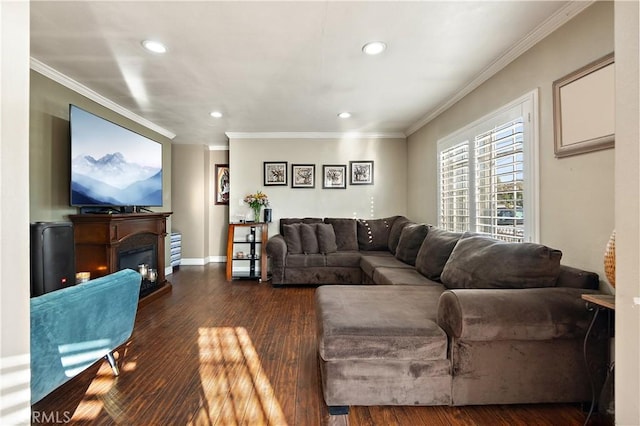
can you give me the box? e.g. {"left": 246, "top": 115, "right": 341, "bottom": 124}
{"left": 244, "top": 191, "right": 269, "bottom": 221}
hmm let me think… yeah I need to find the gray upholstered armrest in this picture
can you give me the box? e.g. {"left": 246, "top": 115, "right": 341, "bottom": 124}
{"left": 266, "top": 234, "right": 287, "bottom": 285}
{"left": 266, "top": 234, "right": 287, "bottom": 263}
{"left": 556, "top": 265, "right": 599, "bottom": 289}
{"left": 437, "top": 287, "right": 597, "bottom": 342}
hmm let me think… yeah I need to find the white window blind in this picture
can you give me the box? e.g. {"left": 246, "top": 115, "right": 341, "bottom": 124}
{"left": 437, "top": 91, "right": 538, "bottom": 242}
{"left": 439, "top": 142, "right": 469, "bottom": 233}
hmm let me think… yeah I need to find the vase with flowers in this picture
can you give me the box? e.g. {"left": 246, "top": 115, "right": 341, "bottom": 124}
{"left": 243, "top": 191, "right": 269, "bottom": 222}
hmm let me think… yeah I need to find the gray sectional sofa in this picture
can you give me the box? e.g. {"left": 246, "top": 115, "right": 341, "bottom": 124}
{"left": 266, "top": 216, "right": 607, "bottom": 412}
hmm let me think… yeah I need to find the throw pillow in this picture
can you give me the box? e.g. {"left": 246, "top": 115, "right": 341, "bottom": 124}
{"left": 357, "top": 216, "right": 397, "bottom": 251}
{"left": 323, "top": 218, "right": 358, "bottom": 251}
{"left": 282, "top": 224, "right": 302, "bottom": 254}
{"left": 415, "top": 227, "right": 463, "bottom": 280}
{"left": 394, "top": 224, "right": 430, "bottom": 266}
{"left": 316, "top": 223, "right": 338, "bottom": 254}
{"left": 279, "top": 217, "right": 323, "bottom": 235}
{"left": 299, "top": 223, "right": 320, "bottom": 254}
{"left": 388, "top": 216, "right": 412, "bottom": 254}
{"left": 440, "top": 235, "right": 563, "bottom": 289}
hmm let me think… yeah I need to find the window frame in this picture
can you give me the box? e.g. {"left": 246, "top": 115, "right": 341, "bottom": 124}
{"left": 437, "top": 90, "right": 539, "bottom": 242}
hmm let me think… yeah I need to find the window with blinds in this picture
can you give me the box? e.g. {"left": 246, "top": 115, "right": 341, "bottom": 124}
{"left": 437, "top": 91, "right": 538, "bottom": 243}
{"left": 475, "top": 119, "right": 524, "bottom": 242}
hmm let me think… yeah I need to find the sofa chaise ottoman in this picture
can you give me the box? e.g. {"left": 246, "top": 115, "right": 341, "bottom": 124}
{"left": 315, "top": 236, "right": 607, "bottom": 413}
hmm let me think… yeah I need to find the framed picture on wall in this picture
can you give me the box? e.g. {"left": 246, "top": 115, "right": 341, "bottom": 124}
{"left": 322, "top": 164, "right": 347, "bottom": 189}
{"left": 264, "top": 161, "right": 288, "bottom": 186}
{"left": 349, "top": 160, "right": 374, "bottom": 185}
{"left": 291, "top": 164, "right": 315, "bottom": 188}
{"left": 552, "top": 53, "right": 615, "bottom": 157}
{"left": 214, "top": 164, "right": 229, "bottom": 205}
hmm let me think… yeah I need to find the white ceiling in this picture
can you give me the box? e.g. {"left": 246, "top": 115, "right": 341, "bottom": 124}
{"left": 30, "top": 1, "right": 589, "bottom": 145}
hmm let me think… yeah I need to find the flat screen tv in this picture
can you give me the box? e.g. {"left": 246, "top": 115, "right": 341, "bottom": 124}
{"left": 70, "top": 104, "right": 163, "bottom": 209}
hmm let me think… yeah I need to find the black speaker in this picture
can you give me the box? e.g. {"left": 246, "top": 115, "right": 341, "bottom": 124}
{"left": 30, "top": 222, "right": 76, "bottom": 297}
{"left": 264, "top": 208, "right": 272, "bottom": 223}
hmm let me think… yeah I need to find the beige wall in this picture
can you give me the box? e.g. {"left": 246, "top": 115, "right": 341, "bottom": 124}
{"left": 171, "top": 144, "right": 208, "bottom": 262}
{"left": 209, "top": 149, "right": 230, "bottom": 261}
{"left": 29, "top": 71, "right": 174, "bottom": 269}
{"left": 0, "top": 1, "right": 31, "bottom": 423}
{"left": 614, "top": 1, "right": 640, "bottom": 422}
{"left": 228, "top": 136, "right": 407, "bottom": 237}
{"left": 170, "top": 146, "right": 229, "bottom": 263}
{"left": 407, "top": 1, "right": 614, "bottom": 281}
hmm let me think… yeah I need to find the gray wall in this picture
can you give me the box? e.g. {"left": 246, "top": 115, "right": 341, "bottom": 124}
{"left": 407, "top": 1, "right": 614, "bottom": 281}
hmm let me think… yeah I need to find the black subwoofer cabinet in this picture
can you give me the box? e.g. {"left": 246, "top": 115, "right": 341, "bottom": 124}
{"left": 30, "top": 222, "right": 75, "bottom": 297}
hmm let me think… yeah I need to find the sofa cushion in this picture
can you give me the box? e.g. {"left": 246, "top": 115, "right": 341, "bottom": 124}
{"left": 299, "top": 223, "right": 319, "bottom": 254}
{"left": 324, "top": 218, "right": 358, "bottom": 251}
{"left": 316, "top": 223, "right": 338, "bottom": 254}
{"left": 279, "top": 217, "right": 324, "bottom": 234}
{"left": 394, "top": 224, "right": 430, "bottom": 266}
{"left": 316, "top": 285, "right": 448, "bottom": 361}
{"left": 326, "top": 252, "right": 362, "bottom": 268}
{"left": 415, "top": 228, "right": 463, "bottom": 280}
{"left": 360, "top": 254, "right": 412, "bottom": 278}
{"left": 387, "top": 216, "right": 412, "bottom": 255}
{"left": 373, "top": 267, "right": 445, "bottom": 288}
{"left": 441, "top": 235, "right": 563, "bottom": 289}
{"left": 282, "top": 223, "right": 303, "bottom": 254}
{"left": 357, "top": 217, "right": 397, "bottom": 251}
{"left": 286, "top": 254, "right": 326, "bottom": 268}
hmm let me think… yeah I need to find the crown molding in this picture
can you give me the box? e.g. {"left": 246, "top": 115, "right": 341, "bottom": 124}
{"left": 225, "top": 131, "right": 406, "bottom": 140}
{"left": 208, "top": 145, "right": 229, "bottom": 151}
{"left": 30, "top": 58, "right": 177, "bottom": 140}
{"left": 405, "top": 1, "right": 595, "bottom": 136}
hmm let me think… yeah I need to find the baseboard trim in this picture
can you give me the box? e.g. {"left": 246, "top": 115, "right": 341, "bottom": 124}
{"left": 179, "top": 257, "right": 226, "bottom": 266}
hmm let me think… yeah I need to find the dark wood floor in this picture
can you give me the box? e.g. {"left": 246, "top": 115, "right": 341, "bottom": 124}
{"left": 33, "top": 264, "right": 594, "bottom": 425}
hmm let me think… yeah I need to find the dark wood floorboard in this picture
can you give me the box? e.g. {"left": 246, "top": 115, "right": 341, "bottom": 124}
{"left": 32, "top": 263, "right": 595, "bottom": 425}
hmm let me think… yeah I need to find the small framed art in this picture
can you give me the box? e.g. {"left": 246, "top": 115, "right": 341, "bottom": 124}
{"left": 322, "top": 164, "right": 347, "bottom": 189}
{"left": 264, "top": 161, "right": 288, "bottom": 186}
{"left": 350, "top": 160, "right": 374, "bottom": 185}
{"left": 214, "top": 164, "right": 229, "bottom": 205}
{"left": 291, "top": 164, "right": 315, "bottom": 188}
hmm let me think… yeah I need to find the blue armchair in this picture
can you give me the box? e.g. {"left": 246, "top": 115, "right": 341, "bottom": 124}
{"left": 30, "top": 269, "right": 141, "bottom": 404}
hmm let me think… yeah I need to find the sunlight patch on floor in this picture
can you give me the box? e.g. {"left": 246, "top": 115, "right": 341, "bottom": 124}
{"left": 194, "top": 327, "right": 287, "bottom": 425}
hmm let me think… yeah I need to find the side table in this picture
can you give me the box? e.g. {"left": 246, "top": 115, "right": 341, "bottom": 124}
{"left": 226, "top": 222, "right": 269, "bottom": 282}
{"left": 581, "top": 294, "right": 615, "bottom": 425}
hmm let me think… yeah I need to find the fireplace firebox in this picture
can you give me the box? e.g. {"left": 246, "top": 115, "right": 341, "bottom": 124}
{"left": 69, "top": 212, "right": 172, "bottom": 301}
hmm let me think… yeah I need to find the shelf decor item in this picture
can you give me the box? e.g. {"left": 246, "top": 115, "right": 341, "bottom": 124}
{"left": 604, "top": 230, "right": 615, "bottom": 287}
{"left": 243, "top": 191, "right": 269, "bottom": 222}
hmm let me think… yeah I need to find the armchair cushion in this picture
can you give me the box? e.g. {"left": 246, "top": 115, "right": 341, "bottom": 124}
{"left": 441, "top": 235, "right": 562, "bottom": 289}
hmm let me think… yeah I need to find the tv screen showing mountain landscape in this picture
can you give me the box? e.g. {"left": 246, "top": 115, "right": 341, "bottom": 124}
{"left": 70, "top": 105, "right": 163, "bottom": 207}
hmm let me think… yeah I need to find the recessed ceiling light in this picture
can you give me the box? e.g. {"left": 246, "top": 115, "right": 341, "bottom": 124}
{"left": 141, "top": 40, "right": 167, "bottom": 54}
{"left": 362, "top": 41, "right": 387, "bottom": 56}
{"left": 210, "top": 111, "right": 223, "bottom": 118}
{"left": 338, "top": 112, "right": 352, "bottom": 119}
